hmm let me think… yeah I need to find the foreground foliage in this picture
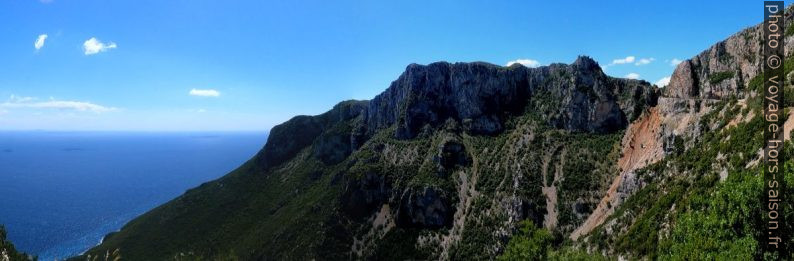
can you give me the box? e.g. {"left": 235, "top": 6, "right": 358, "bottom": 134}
{"left": 0, "top": 226, "right": 35, "bottom": 261}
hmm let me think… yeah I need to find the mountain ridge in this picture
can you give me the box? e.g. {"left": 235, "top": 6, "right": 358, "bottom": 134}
{"left": 75, "top": 6, "right": 794, "bottom": 259}
{"left": 78, "top": 56, "right": 661, "bottom": 260}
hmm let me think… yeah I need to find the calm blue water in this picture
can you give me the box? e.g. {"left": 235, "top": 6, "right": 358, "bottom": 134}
{"left": 0, "top": 131, "right": 267, "bottom": 260}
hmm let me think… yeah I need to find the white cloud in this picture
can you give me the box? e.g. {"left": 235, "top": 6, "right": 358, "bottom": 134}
{"left": 189, "top": 88, "right": 220, "bottom": 97}
{"left": 625, "top": 73, "right": 640, "bottom": 79}
{"left": 635, "top": 57, "right": 655, "bottom": 66}
{"left": 655, "top": 76, "right": 671, "bottom": 87}
{"left": 670, "top": 58, "right": 683, "bottom": 66}
{"left": 506, "top": 59, "right": 541, "bottom": 68}
{"left": 34, "top": 34, "right": 48, "bottom": 50}
{"left": 1, "top": 96, "right": 116, "bottom": 113}
{"left": 83, "top": 37, "right": 117, "bottom": 55}
{"left": 610, "top": 56, "right": 635, "bottom": 65}
{"left": 9, "top": 95, "right": 36, "bottom": 103}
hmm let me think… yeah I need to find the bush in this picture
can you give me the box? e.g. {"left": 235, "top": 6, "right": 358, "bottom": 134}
{"left": 708, "top": 71, "right": 735, "bottom": 85}
{"left": 498, "top": 221, "right": 552, "bottom": 261}
{"left": 661, "top": 168, "right": 763, "bottom": 260}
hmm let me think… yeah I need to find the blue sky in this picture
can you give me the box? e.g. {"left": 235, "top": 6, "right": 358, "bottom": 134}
{"left": 0, "top": 0, "right": 766, "bottom": 131}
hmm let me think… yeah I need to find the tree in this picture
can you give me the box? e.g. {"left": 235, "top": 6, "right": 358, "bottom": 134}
{"left": 498, "top": 220, "right": 552, "bottom": 261}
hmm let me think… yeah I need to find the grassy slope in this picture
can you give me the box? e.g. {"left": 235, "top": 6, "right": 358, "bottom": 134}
{"left": 80, "top": 145, "right": 353, "bottom": 260}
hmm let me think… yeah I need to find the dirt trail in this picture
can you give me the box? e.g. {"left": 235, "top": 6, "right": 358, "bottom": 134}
{"left": 541, "top": 147, "right": 564, "bottom": 230}
{"left": 570, "top": 108, "right": 665, "bottom": 240}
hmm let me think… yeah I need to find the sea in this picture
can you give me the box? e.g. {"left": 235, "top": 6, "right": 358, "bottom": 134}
{"left": 0, "top": 131, "right": 267, "bottom": 260}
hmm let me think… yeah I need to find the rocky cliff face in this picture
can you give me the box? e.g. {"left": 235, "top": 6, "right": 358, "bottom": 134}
{"left": 81, "top": 56, "right": 660, "bottom": 260}
{"left": 255, "top": 55, "right": 659, "bottom": 238}
{"left": 570, "top": 6, "right": 794, "bottom": 258}
{"left": 363, "top": 56, "right": 656, "bottom": 140}
{"left": 256, "top": 56, "right": 658, "bottom": 175}
{"left": 648, "top": 6, "right": 794, "bottom": 159}
{"left": 255, "top": 100, "right": 368, "bottom": 168}
{"left": 667, "top": 8, "right": 794, "bottom": 100}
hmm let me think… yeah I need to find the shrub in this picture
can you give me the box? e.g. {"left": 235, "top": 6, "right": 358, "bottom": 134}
{"left": 708, "top": 71, "right": 735, "bottom": 85}
{"left": 498, "top": 220, "right": 552, "bottom": 261}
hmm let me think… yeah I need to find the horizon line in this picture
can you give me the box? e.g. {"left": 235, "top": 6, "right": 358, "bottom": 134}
{"left": 0, "top": 129, "right": 270, "bottom": 133}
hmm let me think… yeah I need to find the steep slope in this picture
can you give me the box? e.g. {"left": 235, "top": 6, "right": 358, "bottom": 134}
{"left": 1, "top": 226, "right": 33, "bottom": 261}
{"left": 77, "top": 6, "right": 794, "bottom": 259}
{"left": 570, "top": 106, "right": 665, "bottom": 240}
{"left": 78, "top": 56, "right": 658, "bottom": 260}
{"left": 570, "top": 6, "right": 794, "bottom": 260}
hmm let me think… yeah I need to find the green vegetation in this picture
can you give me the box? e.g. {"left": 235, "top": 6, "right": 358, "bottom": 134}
{"left": 747, "top": 73, "right": 765, "bottom": 94}
{"left": 78, "top": 137, "right": 357, "bottom": 259}
{"left": 371, "top": 228, "right": 434, "bottom": 260}
{"left": 497, "top": 88, "right": 792, "bottom": 259}
{"left": 0, "top": 226, "right": 34, "bottom": 261}
{"left": 450, "top": 200, "right": 509, "bottom": 260}
{"left": 557, "top": 132, "right": 621, "bottom": 231}
{"left": 76, "top": 78, "right": 647, "bottom": 260}
{"left": 708, "top": 71, "right": 735, "bottom": 85}
{"left": 785, "top": 55, "right": 794, "bottom": 76}
{"left": 747, "top": 56, "right": 794, "bottom": 110}
{"left": 73, "top": 30, "right": 790, "bottom": 259}
{"left": 548, "top": 247, "right": 611, "bottom": 261}
{"left": 498, "top": 221, "right": 611, "bottom": 261}
{"left": 584, "top": 87, "right": 794, "bottom": 259}
{"left": 498, "top": 221, "right": 552, "bottom": 261}
{"left": 786, "top": 23, "right": 794, "bottom": 37}
{"left": 449, "top": 108, "right": 623, "bottom": 258}
{"left": 661, "top": 168, "right": 763, "bottom": 260}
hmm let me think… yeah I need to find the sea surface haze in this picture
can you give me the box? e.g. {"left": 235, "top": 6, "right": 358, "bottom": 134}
{"left": 0, "top": 131, "right": 267, "bottom": 260}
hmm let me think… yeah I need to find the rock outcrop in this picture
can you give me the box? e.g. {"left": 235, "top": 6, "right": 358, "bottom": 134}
{"left": 396, "top": 187, "right": 454, "bottom": 228}
{"left": 255, "top": 100, "right": 368, "bottom": 169}
{"left": 362, "top": 56, "right": 658, "bottom": 140}
{"left": 572, "top": 5, "right": 794, "bottom": 243}
{"left": 667, "top": 7, "right": 794, "bottom": 100}
{"left": 333, "top": 57, "right": 659, "bottom": 232}
{"left": 434, "top": 140, "right": 471, "bottom": 176}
